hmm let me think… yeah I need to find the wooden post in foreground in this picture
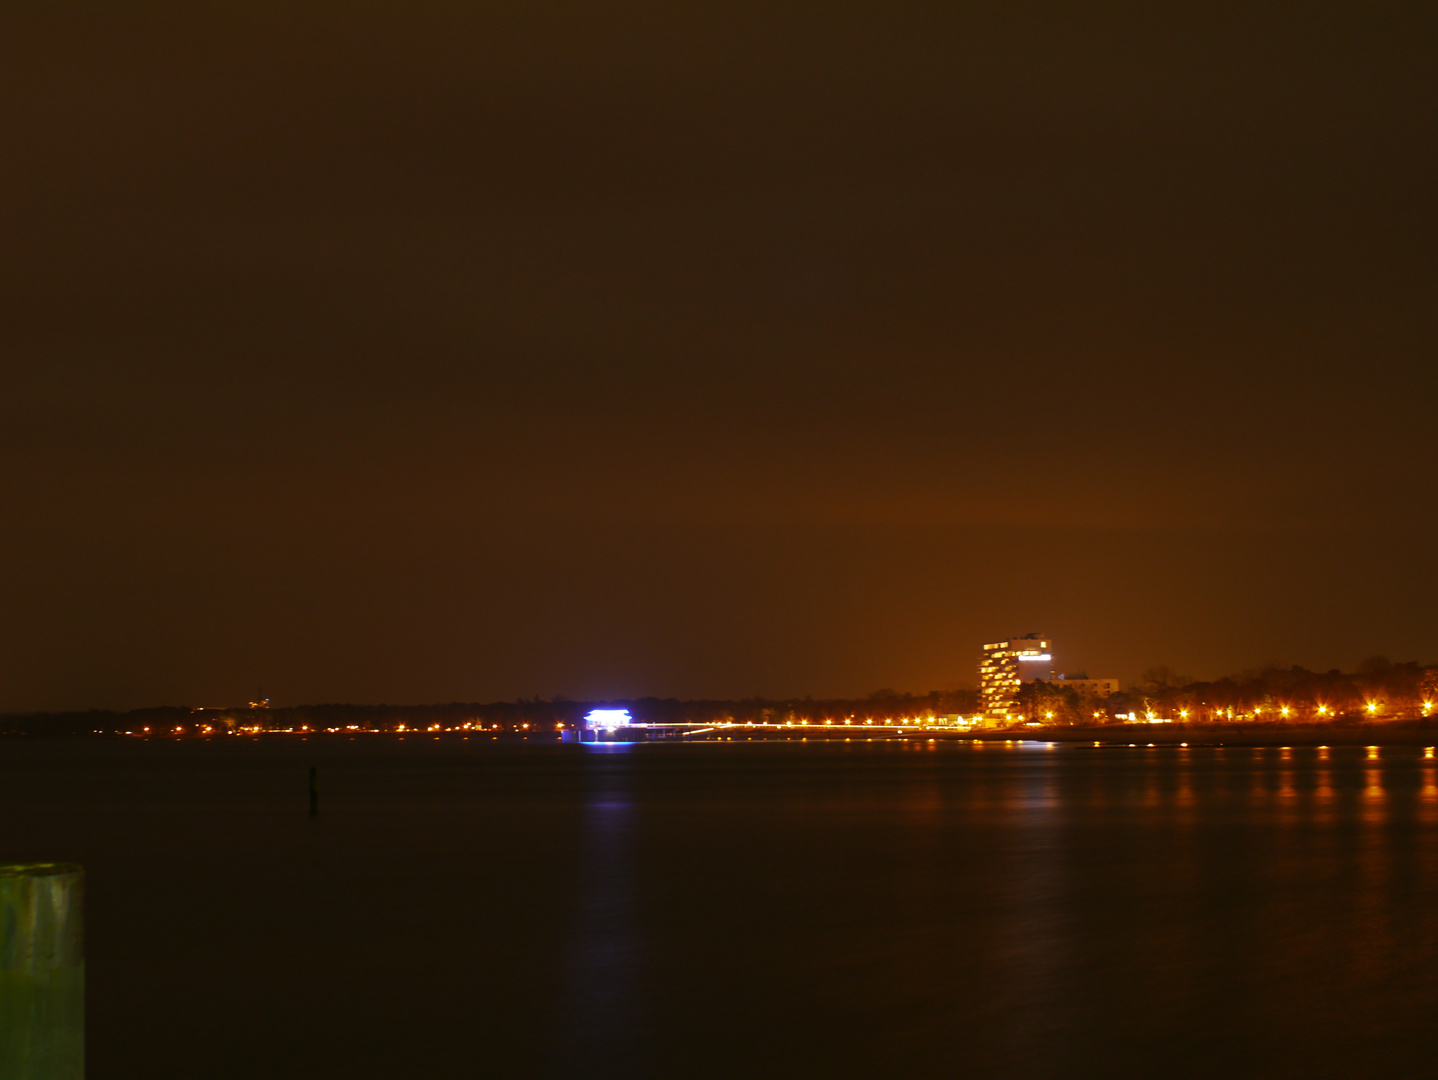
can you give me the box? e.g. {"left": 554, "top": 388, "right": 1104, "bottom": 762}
{"left": 0, "top": 864, "right": 84, "bottom": 1080}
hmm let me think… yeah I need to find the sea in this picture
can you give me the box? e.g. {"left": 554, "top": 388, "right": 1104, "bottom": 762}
{"left": 3, "top": 734, "right": 1437, "bottom": 1079}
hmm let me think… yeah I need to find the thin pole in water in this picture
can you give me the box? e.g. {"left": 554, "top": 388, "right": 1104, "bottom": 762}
{"left": 309, "top": 765, "right": 319, "bottom": 817}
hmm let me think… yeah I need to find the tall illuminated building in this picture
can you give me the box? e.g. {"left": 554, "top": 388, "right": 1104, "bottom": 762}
{"left": 980, "top": 634, "right": 1052, "bottom": 722}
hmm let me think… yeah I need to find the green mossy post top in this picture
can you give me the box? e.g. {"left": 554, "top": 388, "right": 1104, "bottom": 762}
{"left": 0, "top": 864, "right": 84, "bottom": 972}
{"left": 0, "top": 864, "right": 83, "bottom": 879}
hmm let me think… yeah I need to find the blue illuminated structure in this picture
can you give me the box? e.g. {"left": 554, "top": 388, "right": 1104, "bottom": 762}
{"left": 585, "top": 709, "right": 631, "bottom": 732}
{"left": 562, "top": 708, "right": 693, "bottom": 743}
{"left": 561, "top": 708, "right": 638, "bottom": 743}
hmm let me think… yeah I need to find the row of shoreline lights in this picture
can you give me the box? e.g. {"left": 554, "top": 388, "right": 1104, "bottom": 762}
{"left": 704, "top": 701, "right": 1438, "bottom": 726}
{"left": 588, "top": 704, "right": 1435, "bottom": 728}
{"left": 687, "top": 702, "right": 1437, "bottom": 726}
{"left": 137, "top": 700, "right": 1437, "bottom": 737}
{"left": 1103, "top": 701, "right": 1433, "bottom": 723}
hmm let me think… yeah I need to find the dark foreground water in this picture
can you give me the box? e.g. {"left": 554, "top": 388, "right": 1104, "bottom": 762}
{"left": 4, "top": 736, "right": 1438, "bottom": 1079}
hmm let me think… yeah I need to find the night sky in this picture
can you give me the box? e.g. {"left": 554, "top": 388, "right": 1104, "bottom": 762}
{"left": 4, "top": 3, "right": 1436, "bottom": 710}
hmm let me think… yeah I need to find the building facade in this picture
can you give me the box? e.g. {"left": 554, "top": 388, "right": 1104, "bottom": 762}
{"left": 1047, "top": 676, "right": 1120, "bottom": 699}
{"left": 980, "top": 634, "right": 1052, "bottom": 722}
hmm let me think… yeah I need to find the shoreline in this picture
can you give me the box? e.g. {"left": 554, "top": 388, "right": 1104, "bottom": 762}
{"left": 969, "top": 721, "right": 1438, "bottom": 746}
{"left": 4, "top": 720, "right": 1438, "bottom": 748}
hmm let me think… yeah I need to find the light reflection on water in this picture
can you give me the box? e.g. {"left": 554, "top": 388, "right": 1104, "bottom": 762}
{"left": 6, "top": 737, "right": 1438, "bottom": 1080}
{"left": 553, "top": 745, "right": 644, "bottom": 1079}
{"left": 545, "top": 741, "right": 1438, "bottom": 1078}
{"left": 1422, "top": 761, "right": 1438, "bottom": 827}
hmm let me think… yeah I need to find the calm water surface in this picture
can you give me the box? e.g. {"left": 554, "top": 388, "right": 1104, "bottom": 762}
{"left": 3, "top": 737, "right": 1437, "bottom": 1079}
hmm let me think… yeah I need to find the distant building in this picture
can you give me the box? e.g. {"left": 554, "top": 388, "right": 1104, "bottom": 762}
{"left": 980, "top": 639, "right": 1120, "bottom": 724}
{"left": 980, "top": 634, "right": 1052, "bottom": 722}
{"left": 1046, "top": 675, "right": 1120, "bottom": 698}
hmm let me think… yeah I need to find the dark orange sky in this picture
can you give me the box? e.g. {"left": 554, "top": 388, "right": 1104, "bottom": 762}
{"left": 3, "top": 3, "right": 1436, "bottom": 710}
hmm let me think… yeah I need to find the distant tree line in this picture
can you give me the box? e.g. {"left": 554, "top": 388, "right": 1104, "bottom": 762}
{"left": 0, "top": 688, "right": 980, "bottom": 737}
